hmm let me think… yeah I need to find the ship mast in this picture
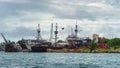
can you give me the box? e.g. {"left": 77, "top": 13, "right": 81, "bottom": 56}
{"left": 50, "top": 23, "right": 53, "bottom": 42}
{"left": 75, "top": 21, "right": 78, "bottom": 38}
{"left": 54, "top": 23, "right": 58, "bottom": 46}
{"left": 37, "top": 24, "right": 42, "bottom": 40}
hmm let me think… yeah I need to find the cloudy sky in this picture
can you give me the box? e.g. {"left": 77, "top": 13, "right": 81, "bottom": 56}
{"left": 0, "top": 0, "right": 120, "bottom": 42}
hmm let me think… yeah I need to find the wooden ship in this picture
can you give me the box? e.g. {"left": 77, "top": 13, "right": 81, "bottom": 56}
{"left": 1, "top": 33, "right": 19, "bottom": 52}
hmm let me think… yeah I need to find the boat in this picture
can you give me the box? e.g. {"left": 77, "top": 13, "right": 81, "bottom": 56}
{"left": 27, "top": 24, "right": 51, "bottom": 52}
{"left": 29, "top": 23, "right": 92, "bottom": 52}
{"left": 28, "top": 39, "right": 51, "bottom": 52}
{"left": 66, "top": 24, "right": 91, "bottom": 48}
{"left": 29, "top": 23, "right": 65, "bottom": 52}
{"left": 66, "top": 35, "right": 91, "bottom": 47}
{"left": 1, "top": 33, "right": 19, "bottom": 52}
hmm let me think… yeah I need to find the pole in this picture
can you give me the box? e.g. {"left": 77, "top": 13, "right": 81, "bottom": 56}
{"left": 54, "top": 23, "right": 58, "bottom": 46}
{"left": 37, "top": 24, "right": 42, "bottom": 40}
{"left": 50, "top": 23, "right": 53, "bottom": 42}
{"left": 75, "top": 24, "right": 78, "bottom": 37}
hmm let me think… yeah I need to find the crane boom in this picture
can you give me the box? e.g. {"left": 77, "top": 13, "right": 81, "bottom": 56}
{"left": 1, "top": 33, "right": 8, "bottom": 44}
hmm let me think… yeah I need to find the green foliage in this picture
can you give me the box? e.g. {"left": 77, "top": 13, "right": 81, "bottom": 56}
{"left": 57, "top": 40, "right": 64, "bottom": 43}
{"left": 113, "top": 46, "right": 119, "bottom": 50}
{"left": 89, "top": 40, "right": 97, "bottom": 52}
{"left": 105, "top": 38, "right": 120, "bottom": 47}
{"left": 17, "top": 39, "right": 26, "bottom": 45}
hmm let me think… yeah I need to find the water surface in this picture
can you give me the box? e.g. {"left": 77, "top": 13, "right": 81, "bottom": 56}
{"left": 0, "top": 52, "right": 119, "bottom": 68}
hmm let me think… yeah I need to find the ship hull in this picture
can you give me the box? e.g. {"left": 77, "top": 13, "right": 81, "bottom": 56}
{"left": 31, "top": 46, "right": 47, "bottom": 52}
{"left": 5, "top": 46, "right": 19, "bottom": 52}
{"left": 31, "top": 46, "right": 65, "bottom": 52}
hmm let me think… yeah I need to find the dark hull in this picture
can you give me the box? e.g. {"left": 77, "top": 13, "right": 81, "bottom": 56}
{"left": 19, "top": 44, "right": 28, "bottom": 49}
{"left": 5, "top": 47, "right": 19, "bottom": 52}
{"left": 31, "top": 46, "right": 47, "bottom": 52}
{"left": 31, "top": 46, "right": 64, "bottom": 52}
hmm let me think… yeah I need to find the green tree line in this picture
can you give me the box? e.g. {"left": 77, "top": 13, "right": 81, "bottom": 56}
{"left": 105, "top": 38, "right": 120, "bottom": 47}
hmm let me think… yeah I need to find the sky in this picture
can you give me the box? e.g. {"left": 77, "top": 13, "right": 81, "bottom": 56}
{"left": 0, "top": 0, "right": 120, "bottom": 42}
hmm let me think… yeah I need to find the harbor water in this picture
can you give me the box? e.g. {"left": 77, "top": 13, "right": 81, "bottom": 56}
{"left": 0, "top": 52, "right": 120, "bottom": 68}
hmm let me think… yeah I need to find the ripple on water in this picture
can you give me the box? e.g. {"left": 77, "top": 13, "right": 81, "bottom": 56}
{"left": 0, "top": 53, "right": 120, "bottom": 68}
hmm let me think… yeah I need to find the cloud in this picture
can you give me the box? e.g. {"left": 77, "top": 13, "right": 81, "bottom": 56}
{"left": 0, "top": 0, "right": 120, "bottom": 20}
{"left": 0, "top": 0, "right": 120, "bottom": 42}
{"left": 49, "top": 0, "right": 120, "bottom": 20}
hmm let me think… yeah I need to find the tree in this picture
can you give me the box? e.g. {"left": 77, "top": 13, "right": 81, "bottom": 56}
{"left": 89, "top": 40, "right": 97, "bottom": 52}
{"left": 57, "top": 40, "right": 64, "bottom": 43}
{"left": 17, "top": 39, "right": 28, "bottom": 49}
{"left": 106, "top": 38, "right": 120, "bottom": 47}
